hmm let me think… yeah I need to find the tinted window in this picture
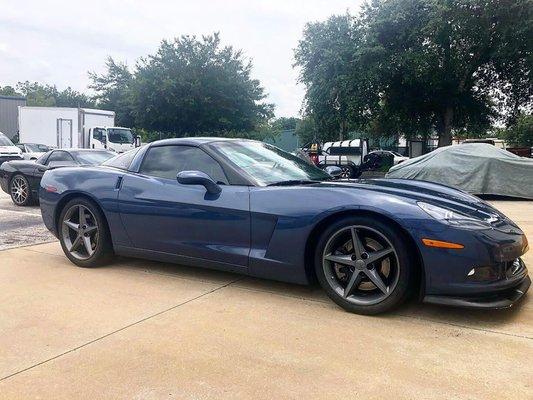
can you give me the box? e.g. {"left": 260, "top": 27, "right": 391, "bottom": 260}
{"left": 108, "top": 128, "right": 133, "bottom": 144}
{"left": 46, "top": 151, "right": 75, "bottom": 164}
{"left": 212, "top": 141, "right": 330, "bottom": 185}
{"left": 73, "top": 151, "right": 114, "bottom": 165}
{"left": 36, "top": 151, "right": 52, "bottom": 165}
{"left": 93, "top": 128, "right": 105, "bottom": 141}
{"left": 25, "top": 144, "right": 45, "bottom": 152}
{"left": 328, "top": 146, "right": 361, "bottom": 156}
{"left": 0, "top": 134, "right": 14, "bottom": 146}
{"left": 102, "top": 147, "right": 141, "bottom": 170}
{"left": 140, "top": 145, "right": 228, "bottom": 184}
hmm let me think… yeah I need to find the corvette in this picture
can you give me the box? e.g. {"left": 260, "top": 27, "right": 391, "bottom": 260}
{"left": 39, "top": 138, "right": 530, "bottom": 314}
{"left": 0, "top": 149, "right": 114, "bottom": 206}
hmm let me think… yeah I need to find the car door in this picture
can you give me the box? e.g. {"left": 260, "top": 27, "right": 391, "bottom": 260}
{"left": 29, "top": 150, "right": 76, "bottom": 188}
{"left": 118, "top": 144, "right": 250, "bottom": 268}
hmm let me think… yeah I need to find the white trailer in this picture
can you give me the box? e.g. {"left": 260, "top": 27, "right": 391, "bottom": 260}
{"left": 18, "top": 107, "right": 139, "bottom": 153}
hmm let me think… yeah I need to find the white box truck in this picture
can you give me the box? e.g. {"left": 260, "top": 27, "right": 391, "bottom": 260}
{"left": 18, "top": 106, "right": 140, "bottom": 153}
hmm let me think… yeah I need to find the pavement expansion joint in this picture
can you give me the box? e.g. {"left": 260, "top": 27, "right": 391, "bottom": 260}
{"left": 0, "top": 276, "right": 245, "bottom": 382}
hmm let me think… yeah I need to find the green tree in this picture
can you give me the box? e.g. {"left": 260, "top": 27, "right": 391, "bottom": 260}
{"left": 295, "top": 116, "right": 319, "bottom": 144}
{"left": 271, "top": 117, "right": 299, "bottom": 132}
{"left": 502, "top": 113, "right": 533, "bottom": 147}
{"left": 0, "top": 86, "right": 21, "bottom": 96}
{"left": 295, "top": 14, "right": 373, "bottom": 142}
{"left": 54, "top": 87, "right": 95, "bottom": 108}
{"left": 6, "top": 81, "right": 94, "bottom": 108}
{"left": 127, "top": 33, "right": 273, "bottom": 136}
{"left": 295, "top": 0, "right": 533, "bottom": 146}
{"left": 88, "top": 57, "right": 134, "bottom": 126}
{"left": 16, "top": 81, "right": 56, "bottom": 106}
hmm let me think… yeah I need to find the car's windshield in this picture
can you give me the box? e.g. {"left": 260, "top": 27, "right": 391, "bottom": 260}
{"left": 26, "top": 143, "right": 46, "bottom": 152}
{"left": 107, "top": 128, "right": 134, "bottom": 144}
{"left": 73, "top": 151, "right": 115, "bottom": 165}
{"left": 0, "top": 135, "right": 15, "bottom": 147}
{"left": 212, "top": 141, "right": 331, "bottom": 185}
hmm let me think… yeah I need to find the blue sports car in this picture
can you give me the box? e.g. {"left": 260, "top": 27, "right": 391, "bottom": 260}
{"left": 39, "top": 138, "right": 530, "bottom": 314}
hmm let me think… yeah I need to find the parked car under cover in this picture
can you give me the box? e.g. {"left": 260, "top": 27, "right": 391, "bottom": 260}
{"left": 39, "top": 138, "right": 529, "bottom": 315}
{"left": 386, "top": 143, "right": 533, "bottom": 199}
{"left": 0, "top": 149, "right": 114, "bottom": 206}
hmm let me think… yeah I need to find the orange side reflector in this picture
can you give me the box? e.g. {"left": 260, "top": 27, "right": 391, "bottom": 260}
{"left": 422, "top": 238, "right": 464, "bottom": 249}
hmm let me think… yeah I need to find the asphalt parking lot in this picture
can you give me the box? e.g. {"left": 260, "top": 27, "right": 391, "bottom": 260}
{"left": 0, "top": 194, "right": 531, "bottom": 399}
{"left": 0, "top": 191, "right": 55, "bottom": 250}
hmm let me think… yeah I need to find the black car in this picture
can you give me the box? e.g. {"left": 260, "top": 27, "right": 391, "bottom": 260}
{"left": 0, "top": 149, "right": 114, "bottom": 206}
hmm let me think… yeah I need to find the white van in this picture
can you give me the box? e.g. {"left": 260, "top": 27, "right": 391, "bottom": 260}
{"left": 0, "top": 132, "right": 23, "bottom": 166}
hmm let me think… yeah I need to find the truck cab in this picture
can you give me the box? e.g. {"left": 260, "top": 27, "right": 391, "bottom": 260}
{"left": 89, "top": 127, "right": 141, "bottom": 153}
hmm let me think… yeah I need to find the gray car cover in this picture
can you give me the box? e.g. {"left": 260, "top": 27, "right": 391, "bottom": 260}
{"left": 386, "top": 143, "right": 533, "bottom": 199}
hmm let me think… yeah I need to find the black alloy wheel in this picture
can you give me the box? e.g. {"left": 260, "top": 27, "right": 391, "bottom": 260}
{"left": 58, "top": 198, "right": 113, "bottom": 267}
{"left": 315, "top": 216, "right": 413, "bottom": 314}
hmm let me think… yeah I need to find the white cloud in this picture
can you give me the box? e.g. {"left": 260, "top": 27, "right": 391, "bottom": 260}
{"left": 0, "top": 0, "right": 363, "bottom": 116}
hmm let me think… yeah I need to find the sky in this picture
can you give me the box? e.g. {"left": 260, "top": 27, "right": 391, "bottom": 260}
{"left": 0, "top": 0, "right": 363, "bottom": 117}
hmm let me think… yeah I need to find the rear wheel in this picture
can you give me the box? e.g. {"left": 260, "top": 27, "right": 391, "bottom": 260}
{"left": 315, "top": 216, "right": 412, "bottom": 314}
{"left": 58, "top": 198, "right": 113, "bottom": 267}
{"left": 10, "top": 175, "right": 33, "bottom": 206}
{"left": 340, "top": 165, "right": 354, "bottom": 178}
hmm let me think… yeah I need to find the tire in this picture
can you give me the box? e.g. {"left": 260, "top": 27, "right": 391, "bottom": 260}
{"left": 314, "top": 216, "right": 413, "bottom": 315}
{"left": 340, "top": 165, "right": 354, "bottom": 179}
{"left": 9, "top": 174, "right": 33, "bottom": 206}
{"left": 58, "top": 197, "right": 114, "bottom": 267}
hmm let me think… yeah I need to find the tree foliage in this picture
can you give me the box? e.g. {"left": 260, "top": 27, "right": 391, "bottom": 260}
{"left": 88, "top": 58, "right": 134, "bottom": 127}
{"left": 0, "top": 82, "right": 95, "bottom": 108}
{"left": 295, "top": 0, "right": 533, "bottom": 145}
{"left": 90, "top": 33, "right": 273, "bottom": 136}
{"left": 501, "top": 113, "right": 533, "bottom": 147}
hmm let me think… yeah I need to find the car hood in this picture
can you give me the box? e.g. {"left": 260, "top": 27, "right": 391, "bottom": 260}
{"left": 321, "top": 178, "right": 507, "bottom": 223}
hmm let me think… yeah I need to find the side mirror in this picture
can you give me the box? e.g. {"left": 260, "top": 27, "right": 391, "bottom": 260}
{"left": 324, "top": 166, "right": 342, "bottom": 179}
{"left": 177, "top": 170, "right": 221, "bottom": 195}
{"left": 135, "top": 135, "right": 142, "bottom": 147}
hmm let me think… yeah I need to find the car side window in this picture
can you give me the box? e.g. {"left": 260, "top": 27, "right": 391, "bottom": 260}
{"left": 140, "top": 145, "right": 229, "bottom": 184}
{"left": 102, "top": 147, "right": 141, "bottom": 170}
{"left": 46, "top": 151, "right": 75, "bottom": 165}
{"left": 93, "top": 128, "right": 104, "bottom": 141}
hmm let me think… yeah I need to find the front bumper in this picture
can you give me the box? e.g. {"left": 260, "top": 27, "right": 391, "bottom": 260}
{"left": 0, "top": 155, "right": 23, "bottom": 166}
{"left": 424, "top": 273, "right": 530, "bottom": 309}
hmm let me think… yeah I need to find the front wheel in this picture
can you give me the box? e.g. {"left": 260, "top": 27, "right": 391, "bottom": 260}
{"left": 58, "top": 198, "right": 114, "bottom": 267}
{"left": 315, "top": 216, "right": 413, "bottom": 315}
{"left": 10, "top": 174, "right": 33, "bottom": 206}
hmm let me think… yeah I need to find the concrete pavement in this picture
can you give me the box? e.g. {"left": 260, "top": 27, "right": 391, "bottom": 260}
{"left": 0, "top": 200, "right": 531, "bottom": 399}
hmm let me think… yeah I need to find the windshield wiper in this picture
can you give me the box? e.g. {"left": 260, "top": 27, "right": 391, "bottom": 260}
{"left": 267, "top": 179, "right": 322, "bottom": 186}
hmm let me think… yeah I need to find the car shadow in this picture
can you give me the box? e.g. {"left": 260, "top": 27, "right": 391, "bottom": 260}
{"left": 110, "top": 255, "right": 531, "bottom": 337}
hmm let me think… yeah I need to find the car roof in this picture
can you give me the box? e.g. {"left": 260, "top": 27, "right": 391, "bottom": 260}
{"left": 151, "top": 137, "right": 256, "bottom": 147}
{"left": 51, "top": 148, "right": 112, "bottom": 152}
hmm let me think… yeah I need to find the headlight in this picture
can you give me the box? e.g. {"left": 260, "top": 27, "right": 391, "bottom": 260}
{"left": 417, "top": 202, "right": 491, "bottom": 230}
